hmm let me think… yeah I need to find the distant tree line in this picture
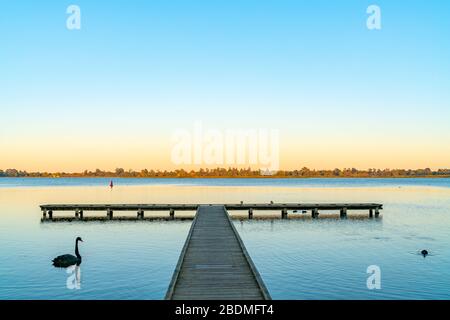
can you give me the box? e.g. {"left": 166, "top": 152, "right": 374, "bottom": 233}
{"left": 1, "top": 167, "right": 450, "bottom": 178}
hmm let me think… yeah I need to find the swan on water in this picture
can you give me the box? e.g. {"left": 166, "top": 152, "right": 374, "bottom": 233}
{"left": 52, "top": 237, "right": 83, "bottom": 268}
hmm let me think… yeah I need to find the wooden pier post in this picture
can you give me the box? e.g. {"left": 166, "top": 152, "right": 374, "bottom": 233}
{"left": 340, "top": 207, "right": 347, "bottom": 219}
{"left": 248, "top": 208, "right": 253, "bottom": 219}
{"left": 138, "top": 209, "right": 144, "bottom": 220}
{"left": 281, "top": 208, "right": 288, "bottom": 219}
{"left": 107, "top": 209, "right": 113, "bottom": 220}
{"left": 375, "top": 208, "right": 380, "bottom": 218}
{"left": 312, "top": 208, "right": 318, "bottom": 219}
{"left": 48, "top": 210, "right": 53, "bottom": 220}
{"left": 170, "top": 208, "right": 175, "bottom": 220}
{"left": 75, "top": 210, "right": 83, "bottom": 220}
{"left": 369, "top": 209, "right": 374, "bottom": 218}
{"left": 42, "top": 210, "right": 47, "bottom": 220}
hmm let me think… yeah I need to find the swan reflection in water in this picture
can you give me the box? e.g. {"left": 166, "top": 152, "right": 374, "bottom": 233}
{"left": 52, "top": 237, "right": 83, "bottom": 290}
{"left": 66, "top": 263, "right": 81, "bottom": 290}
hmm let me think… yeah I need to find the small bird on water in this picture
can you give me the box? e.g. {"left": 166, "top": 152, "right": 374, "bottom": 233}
{"left": 52, "top": 237, "right": 83, "bottom": 268}
{"left": 421, "top": 249, "right": 429, "bottom": 257}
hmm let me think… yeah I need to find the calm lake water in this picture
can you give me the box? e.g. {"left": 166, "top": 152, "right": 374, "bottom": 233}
{"left": 0, "top": 178, "right": 449, "bottom": 299}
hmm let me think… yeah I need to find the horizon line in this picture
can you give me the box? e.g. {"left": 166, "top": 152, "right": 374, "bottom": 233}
{"left": 1, "top": 167, "right": 449, "bottom": 178}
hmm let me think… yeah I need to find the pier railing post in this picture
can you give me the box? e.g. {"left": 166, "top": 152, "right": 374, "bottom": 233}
{"left": 42, "top": 210, "right": 47, "bottom": 220}
{"left": 107, "top": 209, "right": 113, "bottom": 220}
{"left": 48, "top": 210, "right": 53, "bottom": 220}
{"left": 75, "top": 209, "right": 83, "bottom": 220}
{"left": 312, "top": 208, "right": 318, "bottom": 219}
{"left": 340, "top": 207, "right": 347, "bottom": 219}
{"left": 138, "top": 209, "right": 144, "bottom": 219}
{"left": 375, "top": 208, "right": 380, "bottom": 218}
{"left": 76, "top": 210, "right": 83, "bottom": 220}
{"left": 248, "top": 208, "right": 253, "bottom": 219}
{"left": 281, "top": 208, "right": 288, "bottom": 219}
{"left": 369, "top": 209, "right": 374, "bottom": 218}
{"left": 170, "top": 208, "right": 175, "bottom": 220}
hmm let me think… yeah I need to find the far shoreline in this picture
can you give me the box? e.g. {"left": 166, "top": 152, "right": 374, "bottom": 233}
{"left": 1, "top": 176, "right": 449, "bottom": 179}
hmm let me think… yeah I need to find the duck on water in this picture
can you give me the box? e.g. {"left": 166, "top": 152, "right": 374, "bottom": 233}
{"left": 52, "top": 237, "right": 83, "bottom": 268}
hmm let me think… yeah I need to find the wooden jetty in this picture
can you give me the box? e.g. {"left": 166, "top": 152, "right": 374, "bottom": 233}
{"left": 38, "top": 202, "right": 383, "bottom": 299}
{"left": 165, "top": 205, "right": 271, "bottom": 300}
{"left": 40, "top": 203, "right": 383, "bottom": 221}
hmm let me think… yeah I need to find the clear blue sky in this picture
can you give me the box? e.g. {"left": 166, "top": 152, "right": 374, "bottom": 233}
{"left": 1, "top": 1, "right": 449, "bottom": 171}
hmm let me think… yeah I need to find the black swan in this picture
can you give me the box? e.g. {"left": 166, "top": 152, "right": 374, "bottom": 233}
{"left": 52, "top": 237, "right": 83, "bottom": 267}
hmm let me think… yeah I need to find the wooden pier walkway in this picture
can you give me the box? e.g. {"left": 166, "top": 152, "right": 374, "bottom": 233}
{"left": 40, "top": 202, "right": 383, "bottom": 221}
{"left": 165, "top": 205, "right": 271, "bottom": 300}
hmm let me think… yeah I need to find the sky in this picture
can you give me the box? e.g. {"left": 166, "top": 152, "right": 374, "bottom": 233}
{"left": 1, "top": 0, "right": 450, "bottom": 172}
